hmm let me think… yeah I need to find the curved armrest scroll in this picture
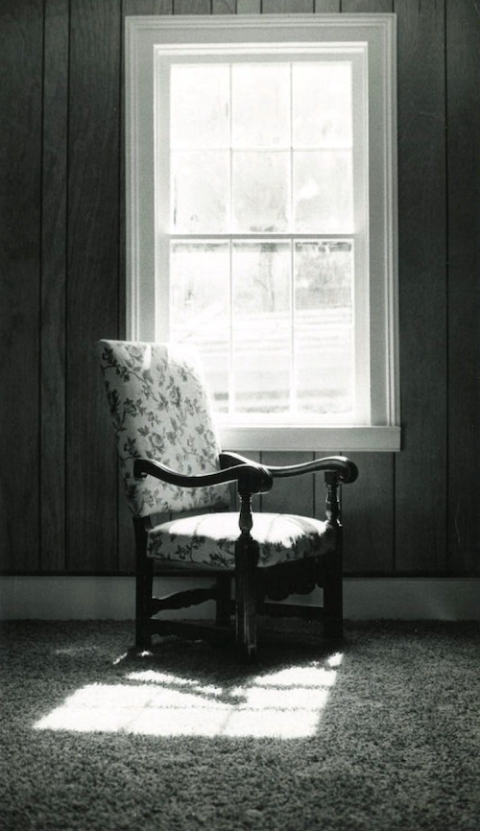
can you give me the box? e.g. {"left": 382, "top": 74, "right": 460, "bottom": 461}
{"left": 219, "top": 451, "right": 257, "bottom": 470}
{"left": 265, "top": 455, "right": 358, "bottom": 484}
{"left": 133, "top": 457, "right": 273, "bottom": 495}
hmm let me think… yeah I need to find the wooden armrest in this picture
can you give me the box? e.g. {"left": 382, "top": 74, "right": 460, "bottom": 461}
{"left": 264, "top": 455, "right": 358, "bottom": 484}
{"left": 220, "top": 451, "right": 358, "bottom": 483}
{"left": 219, "top": 451, "right": 257, "bottom": 470}
{"left": 133, "top": 457, "right": 273, "bottom": 495}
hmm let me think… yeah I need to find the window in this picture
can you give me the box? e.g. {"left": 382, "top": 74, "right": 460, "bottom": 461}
{"left": 126, "top": 14, "right": 399, "bottom": 451}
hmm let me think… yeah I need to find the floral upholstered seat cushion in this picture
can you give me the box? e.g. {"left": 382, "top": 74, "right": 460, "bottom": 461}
{"left": 146, "top": 512, "right": 336, "bottom": 569}
{"left": 98, "top": 339, "right": 230, "bottom": 517}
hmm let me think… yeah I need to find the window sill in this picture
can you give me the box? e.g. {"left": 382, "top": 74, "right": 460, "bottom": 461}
{"left": 219, "top": 425, "right": 401, "bottom": 453}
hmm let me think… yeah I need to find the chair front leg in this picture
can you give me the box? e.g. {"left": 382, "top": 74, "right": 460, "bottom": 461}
{"left": 235, "top": 492, "right": 259, "bottom": 662}
{"left": 235, "top": 532, "right": 259, "bottom": 661}
{"left": 323, "top": 544, "right": 343, "bottom": 640}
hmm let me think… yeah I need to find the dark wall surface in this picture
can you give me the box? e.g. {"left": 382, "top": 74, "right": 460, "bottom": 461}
{"left": 1, "top": 0, "right": 479, "bottom": 575}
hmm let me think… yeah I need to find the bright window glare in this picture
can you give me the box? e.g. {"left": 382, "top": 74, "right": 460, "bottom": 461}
{"left": 168, "top": 59, "right": 357, "bottom": 420}
{"left": 34, "top": 660, "right": 341, "bottom": 739}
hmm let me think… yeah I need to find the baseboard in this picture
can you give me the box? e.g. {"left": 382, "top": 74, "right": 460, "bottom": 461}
{"left": 1, "top": 576, "right": 479, "bottom": 621}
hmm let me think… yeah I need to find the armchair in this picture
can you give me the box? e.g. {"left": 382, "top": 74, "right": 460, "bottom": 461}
{"left": 98, "top": 339, "right": 358, "bottom": 661}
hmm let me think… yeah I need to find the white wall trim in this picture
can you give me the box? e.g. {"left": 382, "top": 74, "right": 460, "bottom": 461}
{"left": 220, "top": 425, "right": 401, "bottom": 452}
{"left": 1, "top": 577, "right": 479, "bottom": 621}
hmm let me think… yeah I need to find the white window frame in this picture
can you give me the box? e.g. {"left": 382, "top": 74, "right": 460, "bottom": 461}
{"left": 125, "top": 14, "right": 400, "bottom": 452}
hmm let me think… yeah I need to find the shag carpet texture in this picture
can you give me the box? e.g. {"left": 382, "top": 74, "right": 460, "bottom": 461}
{"left": 1, "top": 619, "right": 479, "bottom": 831}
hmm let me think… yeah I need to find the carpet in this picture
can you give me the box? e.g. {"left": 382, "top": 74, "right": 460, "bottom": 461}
{"left": 1, "top": 619, "right": 479, "bottom": 831}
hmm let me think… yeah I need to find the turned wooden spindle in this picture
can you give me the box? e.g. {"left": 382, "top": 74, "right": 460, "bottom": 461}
{"left": 323, "top": 471, "right": 344, "bottom": 639}
{"left": 235, "top": 490, "right": 259, "bottom": 660}
{"left": 325, "top": 471, "right": 340, "bottom": 525}
{"left": 238, "top": 491, "right": 254, "bottom": 535}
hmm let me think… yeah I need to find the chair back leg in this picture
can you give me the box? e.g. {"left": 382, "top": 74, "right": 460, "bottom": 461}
{"left": 133, "top": 517, "right": 153, "bottom": 649}
{"left": 322, "top": 524, "right": 344, "bottom": 640}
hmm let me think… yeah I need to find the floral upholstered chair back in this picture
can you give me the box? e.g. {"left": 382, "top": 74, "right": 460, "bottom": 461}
{"left": 98, "top": 340, "right": 230, "bottom": 518}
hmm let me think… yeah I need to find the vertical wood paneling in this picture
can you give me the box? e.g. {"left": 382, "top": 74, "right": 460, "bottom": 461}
{"left": 339, "top": 448, "right": 395, "bottom": 573}
{"left": 342, "top": 0, "right": 390, "bottom": 10}
{"left": 237, "top": 0, "right": 260, "bottom": 12}
{"left": 174, "top": 0, "right": 211, "bottom": 14}
{"left": 447, "top": 0, "right": 480, "bottom": 574}
{"left": 0, "top": 0, "right": 43, "bottom": 571}
{"left": 261, "top": 452, "right": 315, "bottom": 516}
{"left": 340, "top": 0, "right": 396, "bottom": 574}
{"left": 2, "top": 0, "right": 479, "bottom": 580}
{"left": 212, "top": 0, "right": 236, "bottom": 12}
{"left": 119, "top": 2, "right": 174, "bottom": 571}
{"left": 125, "top": 0, "right": 172, "bottom": 11}
{"left": 41, "top": 0, "right": 69, "bottom": 571}
{"left": 263, "top": 0, "right": 314, "bottom": 12}
{"left": 66, "top": 0, "right": 122, "bottom": 572}
{"left": 315, "top": 1, "right": 340, "bottom": 11}
{"left": 394, "top": 0, "right": 447, "bottom": 571}
{"left": 341, "top": 453, "right": 394, "bottom": 574}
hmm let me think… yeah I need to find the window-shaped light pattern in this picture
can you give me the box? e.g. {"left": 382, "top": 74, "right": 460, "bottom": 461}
{"left": 168, "top": 61, "right": 356, "bottom": 420}
{"left": 34, "top": 657, "right": 343, "bottom": 739}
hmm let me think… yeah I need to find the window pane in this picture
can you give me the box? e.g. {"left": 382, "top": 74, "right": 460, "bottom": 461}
{"left": 232, "top": 64, "right": 290, "bottom": 148}
{"left": 295, "top": 241, "right": 354, "bottom": 414}
{"left": 294, "top": 151, "right": 353, "bottom": 233}
{"left": 233, "top": 152, "right": 289, "bottom": 233}
{"left": 293, "top": 63, "right": 352, "bottom": 148}
{"left": 171, "top": 151, "right": 228, "bottom": 233}
{"left": 170, "top": 65, "right": 229, "bottom": 148}
{"left": 170, "top": 242, "right": 230, "bottom": 412}
{"left": 233, "top": 243, "right": 290, "bottom": 413}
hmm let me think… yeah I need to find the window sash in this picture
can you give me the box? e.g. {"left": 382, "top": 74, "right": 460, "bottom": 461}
{"left": 155, "top": 48, "right": 370, "bottom": 426}
{"left": 159, "top": 233, "right": 365, "bottom": 425}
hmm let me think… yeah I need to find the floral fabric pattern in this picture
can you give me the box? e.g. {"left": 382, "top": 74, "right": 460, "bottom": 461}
{"left": 98, "top": 339, "right": 230, "bottom": 517}
{"left": 147, "top": 512, "right": 336, "bottom": 569}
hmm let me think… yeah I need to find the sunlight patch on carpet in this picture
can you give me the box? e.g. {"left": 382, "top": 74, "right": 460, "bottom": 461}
{"left": 33, "top": 660, "right": 340, "bottom": 739}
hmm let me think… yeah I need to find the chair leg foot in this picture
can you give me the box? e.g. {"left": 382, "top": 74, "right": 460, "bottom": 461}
{"left": 135, "top": 620, "right": 152, "bottom": 651}
{"left": 236, "top": 611, "right": 257, "bottom": 662}
{"left": 135, "top": 537, "right": 153, "bottom": 651}
{"left": 238, "top": 644, "right": 257, "bottom": 663}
